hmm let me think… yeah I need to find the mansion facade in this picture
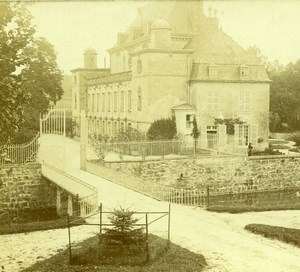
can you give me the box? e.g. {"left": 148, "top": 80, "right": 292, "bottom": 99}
{"left": 71, "top": 1, "right": 270, "bottom": 151}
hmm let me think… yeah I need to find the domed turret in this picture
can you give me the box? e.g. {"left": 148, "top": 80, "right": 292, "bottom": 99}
{"left": 150, "top": 18, "right": 171, "bottom": 49}
{"left": 151, "top": 18, "right": 171, "bottom": 30}
{"left": 84, "top": 47, "right": 97, "bottom": 69}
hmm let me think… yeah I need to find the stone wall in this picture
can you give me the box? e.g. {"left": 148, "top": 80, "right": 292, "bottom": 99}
{"left": 95, "top": 155, "right": 300, "bottom": 191}
{"left": 0, "top": 163, "right": 56, "bottom": 211}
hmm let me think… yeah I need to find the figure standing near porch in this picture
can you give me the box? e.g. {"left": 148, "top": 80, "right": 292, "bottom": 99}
{"left": 247, "top": 143, "right": 253, "bottom": 156}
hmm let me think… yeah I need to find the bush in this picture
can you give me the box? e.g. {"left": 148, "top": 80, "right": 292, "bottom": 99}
{"left": 147, "top": 118, "right": 177, "bottom": 140}
{"left": 245, "top": 224, "right": 300, "bottom": 248}
{"left": 288, "top": 134, "right": 300, "bottom": 146}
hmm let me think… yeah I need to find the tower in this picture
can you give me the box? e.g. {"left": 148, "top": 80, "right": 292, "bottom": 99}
{"left": 150, "top": 18, "right": 171, "bottom": 49}
{"left": 84, "top": 48, "right": 97, "bottom": 69}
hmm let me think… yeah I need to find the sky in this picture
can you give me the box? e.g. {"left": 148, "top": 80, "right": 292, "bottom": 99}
{"left": 27, "top": 0, "right": 300, "bottom": 75}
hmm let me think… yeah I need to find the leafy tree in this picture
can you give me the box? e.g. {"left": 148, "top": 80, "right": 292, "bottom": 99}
{"left": 147, "top": 118, "right": 177, "bottom": 140}
{"left": 269, "top": 60, "right": 300, "bottom": 131}
{"left": 214, "top": 118, "right": 245, "bottom": 135}
{"left": 0, "top": 2, "right": 63, "bottom": 144}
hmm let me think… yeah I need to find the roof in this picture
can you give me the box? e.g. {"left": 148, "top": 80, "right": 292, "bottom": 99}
{"left": 172, "top": 103, "right": 196, "bottom": 110}
{"left": 184, "top": 29, "right": 261, "bottom": 65}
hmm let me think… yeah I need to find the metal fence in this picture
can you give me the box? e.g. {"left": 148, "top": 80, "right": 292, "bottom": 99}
{"left": 41, "top": 162, "right": 99, "bottom": 218}
{"left": 89, "top": 139, "right": 216, "bottom": 161}
{"left": 67, "top": 203, "right": 171, "bottom": 264}
{"left": 0, "top": 133, "right": 40, "bottom": 165}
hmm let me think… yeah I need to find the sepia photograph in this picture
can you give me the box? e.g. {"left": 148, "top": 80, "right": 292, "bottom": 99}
{"left": 0, "top": 0, "right": 300, "bottom": 271}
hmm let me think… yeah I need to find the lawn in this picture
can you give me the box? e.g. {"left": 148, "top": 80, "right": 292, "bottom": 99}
{"left": 21, "top": 234, "right": 207, "bottom": 272}
{"left": 0, "top": 216, "right": 84, "bottom": 235}
{"left": 245, "top": 224, "right": 300, "bottom": 248}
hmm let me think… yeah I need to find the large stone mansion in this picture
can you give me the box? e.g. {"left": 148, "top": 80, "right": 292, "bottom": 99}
{"left": 71, "top": 1, "right": 270, "bottom": 151}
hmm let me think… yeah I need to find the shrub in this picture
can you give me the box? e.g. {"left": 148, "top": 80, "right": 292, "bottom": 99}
{"left": 147, "top": 118, "right": 177, "bottom": 140}
{"left": 288, "top": 134, "right": 300, "bottom": 146}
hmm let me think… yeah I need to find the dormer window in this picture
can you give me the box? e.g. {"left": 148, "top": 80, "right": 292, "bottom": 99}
{"left": 208, "top": 65, "right": 218, "bottom": 79}
{"left": 240, "top": 65, "right": 249, "bottom": 80}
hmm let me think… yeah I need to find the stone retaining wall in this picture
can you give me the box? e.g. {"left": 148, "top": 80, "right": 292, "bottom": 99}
{"left": 0, "top": 163, "right": 56, "bottom": 210}
{"left": 94, "top": 155, "right": 300, "bottom": 190}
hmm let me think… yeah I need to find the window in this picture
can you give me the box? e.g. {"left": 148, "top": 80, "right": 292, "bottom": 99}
{"left": 108, "top": 92, "right": 111, "bottom": 112}
{"left": 208, "top": 65, "right": 218, "bottom": 79}
{"left": 120, "top": 91, "right": 125, "bottom": 112}
{"left": 92, "top": 94, "right": 96, "bottom": 112}
{"left": 207, "top": 90, "right": 219, "bottom": 111}
{"left": 88, "top": 93, "right": 91, "bottom": 112}
{"left": 113, "top": 122, "right": 118, "bottom": 135}
{"left": 114, "top": 91, "right": 118, "bottom": 112}
{"left": 120, "top": 122, "right": 125, "bottom": 131}
{"left": 240, "top": 66, "right": 249, "bottom": 80}
{"left": 237, "top": 125, "right": 250, "bottom": 146}
{"left": 137, "top": 87, "right": 142, "bottom": 111}
{"left": 97, "top": 93, "right": 100, "bottom": 112}
{"left": 186, "top": 114, "right": 195, "bottom": 129}
{"left": 74, "top": 75, "right": 77, "bottom": 85}
{"left": 128, "top": 90, "right": 132, "bottom": 112}
{"left": 102, "top": 93, "right": 105, "bottom": 112}
{"left": 102, "top": 120, "right": 106, "bottom": 134}
{"left": 239, "top": 90, "right": 250, "bottom": 112}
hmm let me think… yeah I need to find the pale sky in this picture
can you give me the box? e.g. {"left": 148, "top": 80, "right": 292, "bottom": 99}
{"left": 28, "top": 1, "right": 300, "bottom": 75}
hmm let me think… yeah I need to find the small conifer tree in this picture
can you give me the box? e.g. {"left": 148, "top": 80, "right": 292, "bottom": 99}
{"left": 104, "top": 206, "right": 144, "bottom": 246}
{"left": 191, "top": 116, "right": 200, "bottom": 156}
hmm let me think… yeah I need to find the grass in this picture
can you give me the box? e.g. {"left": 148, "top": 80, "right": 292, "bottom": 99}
{"left": 245, "top": 224, "right": 300, "bottom": 248}
{"left": 207, "top": 203, "right": 300, "bottom": 213}
{"left": 21, "top": 234, "right": 207, "bottom": 272}
{"left": 270, "top": 144, "right": 290, "bottom": 149}
{"left": 0, "top": 216, "right": 84, "bottom": 235}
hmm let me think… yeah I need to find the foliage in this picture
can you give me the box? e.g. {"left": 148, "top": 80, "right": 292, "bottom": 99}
{"left": 214, "top": 118, "right": 245, "bottom": 135}
{"left": 269, "top": 112, "right": 281, "bottom": 132}
{"left": 269, "top": 60, "right": 300, "bottom": 132}
{"left": 103, "top": 206, "right": 144, "bottom": 246}
{"left": 0, "top": 2, "right": 63, "bottom": 144}
{"left": 191, "top": 116, "right": 200, "bottom": 139}
{"left": 147, "top": 118, "right": 177, "bottom": 140}
{"left": 245, "top": 224, "right": 300, "bottom": 248}
{"left": 288, "top": 134, "right": 300, "bottom": 146}
{"left": 114, "top": 127, "right": 146, "bottom": 142}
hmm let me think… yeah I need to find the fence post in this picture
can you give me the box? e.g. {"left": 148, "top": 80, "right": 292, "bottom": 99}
{"left": 146, "top": 213, "right": 149, "bottom": 263}
{"left": 168, "top": 203, "right": 171, "bottom": 248}
{"left": 63, "top": 109, "right": 66, "bottom": 137}
{"left": 206, "top": 186, "right": 210, "bottom": 209}
{"left": 99, "top": 203, "right": 102, "bottom": 234}
{"left": 67, "top": 214, "right": 72, "bottom": 263}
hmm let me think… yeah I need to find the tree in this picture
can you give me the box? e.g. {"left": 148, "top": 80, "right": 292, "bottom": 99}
{"left": 147, "top": 118, "right": 177, "bottom": 140}
{"left": 0, "top": 2, "right": 63, "bottom": 144}
{"left": 269, "top": 60, "right": 300, "bottom": 131}
{"left": 191, "top": 116, "right": 200, "bottom": 156}
{"left": 103, "top": 206, "right": 144, "bottom": 246}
